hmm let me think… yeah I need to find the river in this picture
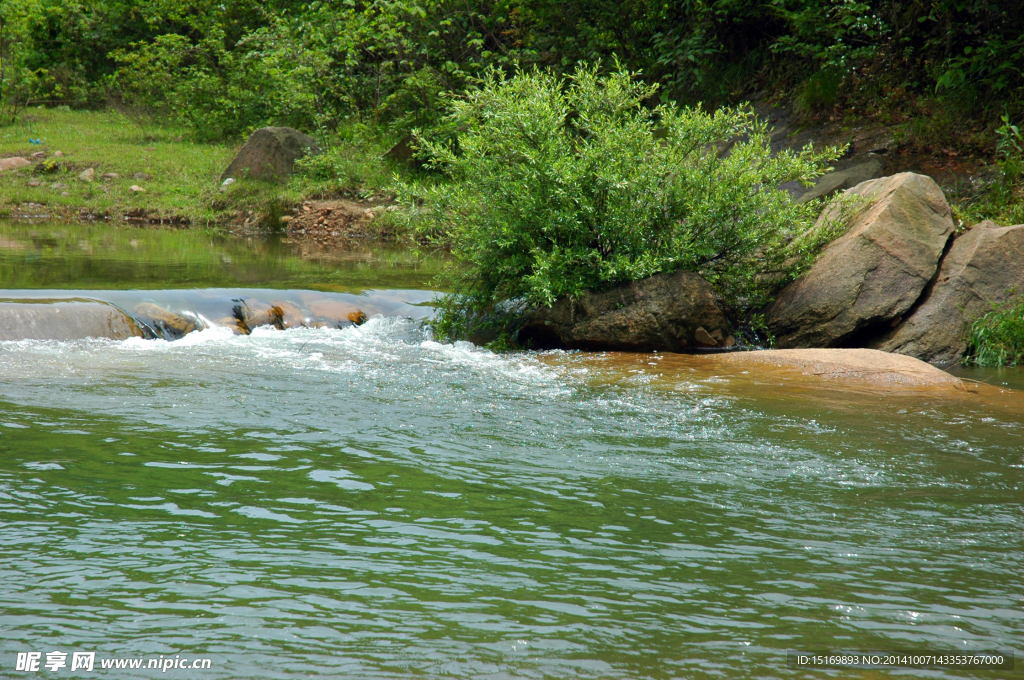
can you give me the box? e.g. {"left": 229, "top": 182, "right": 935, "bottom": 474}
{"left": 0, "top": 223, "right": 1021, "bottom": 678}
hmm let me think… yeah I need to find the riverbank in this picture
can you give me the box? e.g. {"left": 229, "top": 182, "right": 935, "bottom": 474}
{"left": 0, "top": 109, "right": 399, "bottom": 236}
{"left": 2, "top": 106, "right": 1020, "bottom": 240}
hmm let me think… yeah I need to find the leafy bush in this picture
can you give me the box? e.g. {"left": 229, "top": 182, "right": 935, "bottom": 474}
{"left": 965, "top": 301, "right": 1024, "bottom": 367}
{"left": 110, "top": 20, "right": 330, "bottom": 141}
{"left": 400, "top": 65, "right": 842, "bottom": 341}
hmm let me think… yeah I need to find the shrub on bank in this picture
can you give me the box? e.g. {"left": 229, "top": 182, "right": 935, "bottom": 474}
{"left": 399, "top": 65, "right": 842, "bottom": 342}
{"left": 965, "top": 301, "right": 1024, "bottom": 367}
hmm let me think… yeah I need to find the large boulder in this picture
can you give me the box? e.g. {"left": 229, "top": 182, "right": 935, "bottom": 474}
{"left": 519, "top": 270, "right": 733, "bottom": 352}
{"left": 0, "top": 301, "right": 143, "bottom": 341}
{"left": 221, "top": 127, "right": 321, "bottom": 182}
{"left": 873, "top": 221, "right": 1024, "bottom": 363}
{"left": 767, "top": 172, "right": 955, "bottom": 348}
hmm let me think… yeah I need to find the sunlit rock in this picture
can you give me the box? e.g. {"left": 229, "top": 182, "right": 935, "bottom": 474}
{"left": 715, "top": 348, "right": 964, "bottom": 389}
{"left": 874, "top": 221, "right": 1024, "bottom": 363}
{"left": 768, "top": 172, "right": 955, "bottom": 348}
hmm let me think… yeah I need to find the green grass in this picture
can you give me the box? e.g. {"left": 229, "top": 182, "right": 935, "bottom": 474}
{"left": 964, "top": 300, "right": 1024, "bottom": 366}
{"left": 0, "top": 108, "right": 399, "bottom": 227}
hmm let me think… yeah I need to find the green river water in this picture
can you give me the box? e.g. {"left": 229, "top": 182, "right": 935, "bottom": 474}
{"left": 0, "top": 223, "right": 1021, "bottom": 679}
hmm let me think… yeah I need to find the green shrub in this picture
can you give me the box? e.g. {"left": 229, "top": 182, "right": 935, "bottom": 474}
{"left": 965, "top": 301, "right": 1024, "bottom": 367}
{"left": 399, "top": 64, "right": 842, "bottom": 342}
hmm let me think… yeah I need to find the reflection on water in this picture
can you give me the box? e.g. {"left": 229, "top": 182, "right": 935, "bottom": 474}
{"left": 1, "top": 321, "right": 1022, "bottom": 679}
{"left": 0, "top": 221, "right": 447, "bottom": 292}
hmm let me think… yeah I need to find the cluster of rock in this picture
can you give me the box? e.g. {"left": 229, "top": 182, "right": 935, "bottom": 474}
{"left": 524, "top": 171, "right": 1023, "bottom": 366}
{"left": 1, "top": 149, "right": 152, "bottom": 195}
{"left": 0, "top": 297, "right": 370, "bottom": 344}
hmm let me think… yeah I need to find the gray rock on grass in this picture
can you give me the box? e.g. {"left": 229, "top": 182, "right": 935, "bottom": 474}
{"left": 0, "top": 157, "right": 31, "bottom": 172}
{"left": 221, "top": 127, "right": 321, "bottom": 182}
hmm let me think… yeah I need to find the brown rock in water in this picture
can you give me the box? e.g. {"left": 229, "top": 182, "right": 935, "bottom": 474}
{"left": 519, "top": 270, "right": 733, "bottom": 352}
{"left": 307, "top": 300, "right": 367, "bottom": 326}
{"left": 873, "top": 221, "right": 1024, "bottom": 363}
{"left": 0, "top": 301, "right": 143, "bottom": 341}
{"left": 715, "top": 348, "right": 964, "bottom": 389}
{"left": 269, "top": 301, "right": 308, "bottom": 329}
{"left": 232, "top": 298, "right": 283, "bottom": 333}
{"left": 214, "top": 316, "right": 246, "bottom": 333}
{"left": 132, "top": 302, "right": 196, "bottom": 339}
{"left": 0, "top": 157, "right": 31, "bottom": 172}
{"left": 767, "top": 173, "right": 955, "bottom": 348}
{"left": 221, "top": 127, "right": 321, "bottom": 182}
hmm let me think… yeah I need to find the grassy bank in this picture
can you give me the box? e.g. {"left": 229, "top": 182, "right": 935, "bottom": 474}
{"left": 0, "top": 108, "right": 395, "bottom": 227}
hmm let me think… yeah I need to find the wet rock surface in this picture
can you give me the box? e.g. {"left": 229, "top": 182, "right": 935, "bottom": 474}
{"left": 714, "top": 348, "right": 965, "bottom": 389}
{"left": 0, "top": 301, "right": 143, "bottom": 341}
{"left": 767, "top": 172, "right": 955, "bottom": 348}
{"left": 132, "top": 302, "right": 196, "bottom": 339}
{"left": 874, "top": 221, "right": 1024, "bottom": 364}
{"left": 520, "top": 270, "right": 733, "bottom": 352}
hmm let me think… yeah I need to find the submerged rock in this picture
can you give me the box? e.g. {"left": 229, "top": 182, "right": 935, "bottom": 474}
{"left": 767, "top": 172, "right": 955, "bottom": 348}
{"left": 0, "top": 301, "right": 143, "bottom": 341}
{"left": 715, "top": 348, "right": 963, "bottom": 389}
{"left": 232, "top": 298, "right": 283, "bottom": 333}
{"left": 132, "top": 303, "right": 196, "bottom": 339}
{"left": 221, "top": 127, "right": 321, "bottom": 182}
{"left": 307, "top": 300, "right": 367, "bottom": 327}
{"left": 270, "top": 301, "right": 308, "bottom": 329}
{"left": 519, "top": 270, "right": 733, "bottom": 352}
{"left": 873, "top": 221, "right": 1024, "bottom": 363}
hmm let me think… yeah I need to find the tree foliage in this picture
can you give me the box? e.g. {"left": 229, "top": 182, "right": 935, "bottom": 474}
{"left": 399, "top": 66, "right": 842, "bottom": 340}
{"left": 0, "top": 0, "right": 1021, "bottom": 138}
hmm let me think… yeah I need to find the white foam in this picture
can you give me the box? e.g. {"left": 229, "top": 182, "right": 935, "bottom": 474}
{"left": 120, "top": 324, "right": 236, "bottom": 350}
